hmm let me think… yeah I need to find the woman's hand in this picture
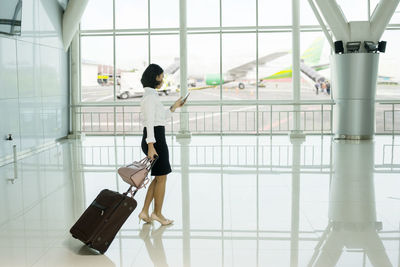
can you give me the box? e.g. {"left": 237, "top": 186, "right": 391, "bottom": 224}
{"left": 170, "top": 97, "right": 186, "bottom": 112}
{"left": 147, "top": 143, "right": 158, "bottom": 160}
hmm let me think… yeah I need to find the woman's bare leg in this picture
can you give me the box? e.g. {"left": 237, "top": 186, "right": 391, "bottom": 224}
{"left": 141, "top": 178, "right": 157, "bottom": 216}
{"left": 153, "top": 175, "right": 167, "bottom": 218}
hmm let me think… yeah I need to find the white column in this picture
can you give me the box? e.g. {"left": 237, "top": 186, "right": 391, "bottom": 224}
{"left": 370, "top": 0, "right": 400, "bottom": 41}
{"left": 68, "top": 33, "right": 83, "bottom": 139}
{"left": 307, "top": 0, "right": 335, "bottom": 49}
{"left": 178, "top": 0, "right": 191, "bottom": 138}
{"left": 291, "top": 0, "right": 303, "bottom": 137}
{"left": 314, "top": 0, "right": 350, "bottom": 43}
{"left": 62, "top": 0, "right": 89, "bottom": 51}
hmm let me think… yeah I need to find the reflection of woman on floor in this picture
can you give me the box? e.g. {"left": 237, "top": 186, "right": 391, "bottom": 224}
{"left": 139, "top": 224, "right": 170, "bottom": 267}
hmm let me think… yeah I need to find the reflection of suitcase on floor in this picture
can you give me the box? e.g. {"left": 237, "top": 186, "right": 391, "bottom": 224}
{"left": 70, "top": 188, "right": 137, "bottom": 254}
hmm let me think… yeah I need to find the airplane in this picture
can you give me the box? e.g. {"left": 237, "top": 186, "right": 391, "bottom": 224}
{"left": 204, "top": 51, "right": 289, "bottom": 90}
{"left": 261, "top": 37, "right": 330, "bottom": 95}
{"left": 202, "top": 37, "right": 330, "bottom": 94}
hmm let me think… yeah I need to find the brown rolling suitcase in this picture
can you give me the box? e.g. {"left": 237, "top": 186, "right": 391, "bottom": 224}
{"left": 70, "top": 187, "right": 137, "bottom": 254}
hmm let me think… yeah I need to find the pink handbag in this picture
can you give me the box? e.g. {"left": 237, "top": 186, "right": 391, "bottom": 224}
{"left": 118, "top": 157, "right": 157, "bottom": 191}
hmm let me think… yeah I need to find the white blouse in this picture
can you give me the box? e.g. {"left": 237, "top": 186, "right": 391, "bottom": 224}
{"left": 140, "top": 87, "right": 173, "bottom": 144}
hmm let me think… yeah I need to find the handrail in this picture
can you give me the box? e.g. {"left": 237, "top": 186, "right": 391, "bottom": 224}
{"left": 72, "top": 100, "right": 336, "bottom": 107}
{"left": 378, "top": 100, "right": 400, "bottom": 104}
{"left": 72, "top": 99, "right": 400, "bottom": 108}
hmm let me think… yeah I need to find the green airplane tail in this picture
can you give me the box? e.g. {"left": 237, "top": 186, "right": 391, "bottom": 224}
{"left": 301, "top": 37, "right": 324, "bottom": 65}
{"left": 262, "top": 36, "right": 325, "bottom": 81}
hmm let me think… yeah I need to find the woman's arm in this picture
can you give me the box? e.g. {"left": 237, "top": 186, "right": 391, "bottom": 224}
{"left": 143, "top": 96, "right": 158, "bottom": 159}
{"left": 147, "top": 142, "right": 158, "bottom": 159}
{"left": 143, "top": 96, "right": 156, "bottom": 144}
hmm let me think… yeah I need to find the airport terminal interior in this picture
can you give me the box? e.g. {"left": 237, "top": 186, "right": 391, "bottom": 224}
{"left": 1, "top": 0, "right": 400, "bottom": 266}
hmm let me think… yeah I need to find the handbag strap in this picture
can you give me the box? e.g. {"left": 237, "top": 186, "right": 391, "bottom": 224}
{"left": 123, "top": 156, "right": 159, "bottom": 198}
{"left": 127, "top": 157, "right": 149, "bottom": 167}
{"left": 139, "top": 157, "right": 149, "bottom": 164}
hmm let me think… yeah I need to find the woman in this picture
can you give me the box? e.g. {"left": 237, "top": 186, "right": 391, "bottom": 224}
{"left": 138, "top": 64, "right": 186, "bottom": 226}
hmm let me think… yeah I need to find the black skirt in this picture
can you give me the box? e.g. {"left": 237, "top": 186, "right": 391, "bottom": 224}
{"left": 141, "top": 126, "right": 172, "bottom": 176}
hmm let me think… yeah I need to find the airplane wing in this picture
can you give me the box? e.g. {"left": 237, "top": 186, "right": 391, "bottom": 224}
{"left": 164, "top": 57, "right": 180, "bottom": 74}
{"left": 311, "top": 63, "right": 329, "bottom": 71}
{"left": 227, "top": 51, "right": 289, "bottom": 79}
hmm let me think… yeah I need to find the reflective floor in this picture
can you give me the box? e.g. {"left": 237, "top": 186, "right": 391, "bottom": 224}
{"left": 0, "top": 135, "right": 399, "bottom": 267}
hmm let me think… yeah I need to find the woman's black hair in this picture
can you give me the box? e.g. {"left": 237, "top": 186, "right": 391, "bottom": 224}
{"left": 141, "top": 64, "right": 164, "bottom": 88}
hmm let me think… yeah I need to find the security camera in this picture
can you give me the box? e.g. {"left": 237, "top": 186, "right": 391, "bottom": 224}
{"left": 334, "top": 41, "right": 344, "bottom": 54}
{"left": 346, "top": 41, "right": 361, "bottom": 53}
{"left": 364, "top": 41, "right": 378, "bottom": 53}
{"left": 378, "top": 41, "right": 386, "bottom": 53}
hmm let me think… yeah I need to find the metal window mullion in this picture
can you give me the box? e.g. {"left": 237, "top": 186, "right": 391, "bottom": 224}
{"left": 293, "top": 0, "right": 301, "bottom": 133}
{"left": 80, "top": 25, "right": 372, "bottom": 34}
{"left": 113, "top": 0, "right": 116, "bottom": 102}
{"left": 78, "top": 24, "right": 82, "bottom": 104}
{"left": 148, "top": 0, "right": 151, "bottom": 63}
{"left": 256, "top": 0, "right": 259, "bottom": 135}
{"left": 219, "top": 0, "right": 223, "bottom": 136}
{"left": 79, "top": 26, "right": 400, "bottom": 36}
